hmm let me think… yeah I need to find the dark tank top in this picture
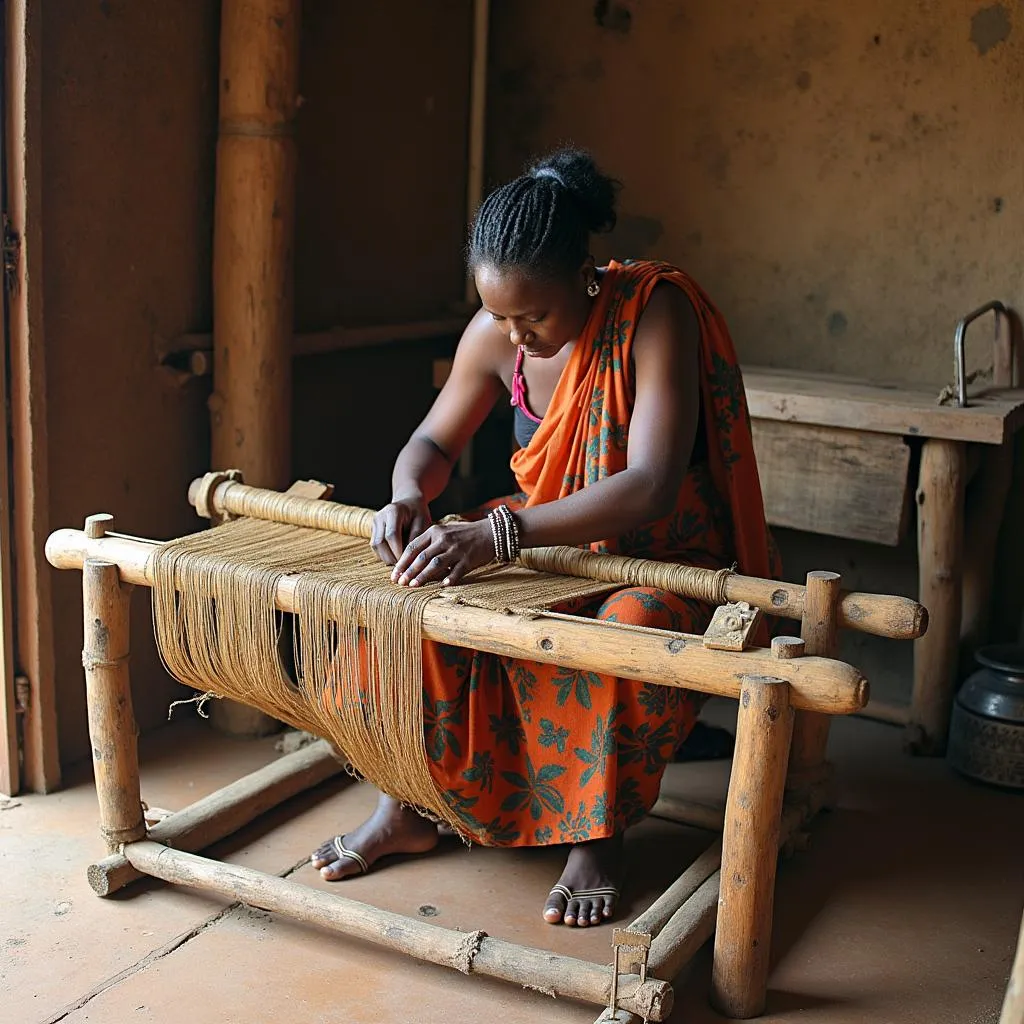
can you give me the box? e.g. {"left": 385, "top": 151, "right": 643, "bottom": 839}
{"left": 509, "top": 346, "right": 707, "bottom": 461}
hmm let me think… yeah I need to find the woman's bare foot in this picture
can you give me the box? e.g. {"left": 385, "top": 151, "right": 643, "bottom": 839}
{"left": 543, "top": 833, "right": 624, "bottom": 927}
{"left": 311, "top": 792, "right": 440, "bottom": 880}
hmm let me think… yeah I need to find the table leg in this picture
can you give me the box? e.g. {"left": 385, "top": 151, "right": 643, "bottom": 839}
{"left": 908, "top": 438, "right": 966, "bottom": 755}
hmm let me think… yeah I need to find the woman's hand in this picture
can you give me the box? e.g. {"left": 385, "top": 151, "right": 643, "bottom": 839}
{"left": 391, "top": 519, "right": 494, "bottom": 588}
{"left": 370, "top": 496, "right": 432, "bottom": 566}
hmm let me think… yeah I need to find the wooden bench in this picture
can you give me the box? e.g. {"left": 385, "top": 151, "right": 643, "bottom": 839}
{"left": 745, "top": 331, "right": 1024, "bottom": 754}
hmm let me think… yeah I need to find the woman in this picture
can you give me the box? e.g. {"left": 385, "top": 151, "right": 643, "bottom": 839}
{"left": 312, "top": 148, "right": 779, "bottom": 929}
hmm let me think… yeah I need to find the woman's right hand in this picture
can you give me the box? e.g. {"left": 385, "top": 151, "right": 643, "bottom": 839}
{"left": 370, "top": 495, "right": 432, "bottom": 566}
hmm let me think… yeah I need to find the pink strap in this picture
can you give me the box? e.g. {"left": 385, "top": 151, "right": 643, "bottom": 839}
{"left": 510, "top": 346, "right": 543, "bottom": 423}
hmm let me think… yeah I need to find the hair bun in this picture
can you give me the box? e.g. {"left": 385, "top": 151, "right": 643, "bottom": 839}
{"left": 529, "top": 148, "right": 619, "bottom": 234}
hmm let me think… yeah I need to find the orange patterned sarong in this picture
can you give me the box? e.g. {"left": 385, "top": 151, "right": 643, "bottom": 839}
{"left": 421, "top": 259, "right": 779, "bottom": 846}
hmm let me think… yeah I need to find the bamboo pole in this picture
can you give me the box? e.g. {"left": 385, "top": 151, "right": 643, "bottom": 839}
{"left": 88, "top": 739, "right": 345, "bottom": 897}
{"left": 82, "top": 556, "right": 146, "bottom": 851}
{"left": 909, "top": 438, "right": 966, "bottom": 755}
{"left": 209, "top": 0, "right": 300, "bottom": 738}
{"left": 711, "top": 675, "right": 794, "bottom": 1018}
{"left": 45, "top": 529, "right": 869, "bottom": 715}
{"left": 185, "top": 476, "right": 928, "bottom": 642}
{"left": 787, "top": 572, "right": 840, "bottom": 794}
{"left": 123, "top": 842, "right": 674, "bottom": 1021}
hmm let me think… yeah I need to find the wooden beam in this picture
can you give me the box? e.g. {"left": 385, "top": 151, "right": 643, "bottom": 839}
{"left": 185, "top": 478, "right": 928, "bottom": 642}
{"left": 5, "top": 0, "right": 59, "bottom": 792}
{"left": 210, "top": 0, "right": 299, "bottom": 490}
{"left": 743, "top": 366, "right": 1024, "bottom": 446}
{"left": 123, "top": 842, "right": 675, "bottom": 1021}
{"left": 209, "top": 0, "right": 301, "bottom": 738}
{"left": 45, "top": 529, "right": 869, "bottom": 715}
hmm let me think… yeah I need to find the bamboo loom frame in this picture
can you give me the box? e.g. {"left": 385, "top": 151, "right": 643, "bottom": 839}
{"left": 44, "top": 475, "right": 927, "bottom": 1022}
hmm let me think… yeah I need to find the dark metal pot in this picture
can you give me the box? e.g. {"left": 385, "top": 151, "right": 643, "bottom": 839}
{"left": 947, "top": 644, "right": 1024, "bottom": 790}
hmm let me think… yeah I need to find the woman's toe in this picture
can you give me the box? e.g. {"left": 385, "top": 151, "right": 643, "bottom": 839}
{"left": 543, "top": 893, "right": 567, "bottom": 924}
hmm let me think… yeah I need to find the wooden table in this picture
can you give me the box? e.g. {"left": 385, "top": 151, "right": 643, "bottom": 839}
{"left": 744, "top": 365, "right": 1024, "bottom": 754}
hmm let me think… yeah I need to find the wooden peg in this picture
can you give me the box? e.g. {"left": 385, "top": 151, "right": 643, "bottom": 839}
{"left": 771, "top": 636, "right": 806, "bottom": 659}
{"left": 285, "top": 479, "right": 335, "bottom": 500}
{"left": 84, "top": 513, "right": 114, "bottom": 539}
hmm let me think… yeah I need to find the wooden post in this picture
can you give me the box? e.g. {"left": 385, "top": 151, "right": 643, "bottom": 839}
{"left": 787, "top": 572, "right": 839, "bottom": 795}
{"left": 1001, "top": 906, "right": 1024, "bottom": 1024}
{"left": 909, "top": 439, "right": 966, "bottom": 755}
{"left": 88, "top": 738, "right": 345, "bottom": 896}
{"left": 711, "top": 675, "right": 794, "bottom": 1018}
{"left": 82, "top": 555, "right": 146, "bottom": 851}
{"left": 209, "top": 0, "right": 300, "bottom": 737}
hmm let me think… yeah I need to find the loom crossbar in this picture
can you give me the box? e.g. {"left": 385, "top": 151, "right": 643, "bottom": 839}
{"left": 123, "top": 841, "right": 675, "bottom": 1020}
{"left": 186, "top": 475, "right": 928, "bottom": 642}
{"left": 45, "top": 528, "right": 869, "bottom": 715}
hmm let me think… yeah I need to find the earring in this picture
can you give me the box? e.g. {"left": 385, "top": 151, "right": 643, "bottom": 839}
{"left": 587, "top": 279, "right": 601, "bottom": 298}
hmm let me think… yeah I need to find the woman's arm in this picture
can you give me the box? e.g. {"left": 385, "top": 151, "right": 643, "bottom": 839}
{"left": 392, "top": 283, "right": 702, "bottom": 586}
{"left": 370, "top": 311, "right": 504, "bottom": 564}
{"left": 515, "top": 282, "right": 700, "bottom": 547}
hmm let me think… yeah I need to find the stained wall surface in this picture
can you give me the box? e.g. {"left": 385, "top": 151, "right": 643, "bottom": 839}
{"left": 485, "top": 0, "right": 1024, "bottom": 688}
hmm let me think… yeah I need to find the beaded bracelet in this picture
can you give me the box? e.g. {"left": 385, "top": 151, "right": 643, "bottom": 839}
{"left": 487, "top": 504, "right": 521, "bottom": 563}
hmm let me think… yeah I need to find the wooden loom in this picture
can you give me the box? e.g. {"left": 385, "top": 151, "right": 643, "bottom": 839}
{"left": 45, "top": 472, "right": 927, "bottom": 1022}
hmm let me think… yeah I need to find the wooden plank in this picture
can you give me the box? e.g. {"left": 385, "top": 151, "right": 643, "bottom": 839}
{"left": 743, "top": 366, "right": 1024, "bottom": 445}
{"left": 5, "top": 0, "right": 59, "bottom": 792}
{"left": 751, "top": 420, "right": 911, "bottom": 546}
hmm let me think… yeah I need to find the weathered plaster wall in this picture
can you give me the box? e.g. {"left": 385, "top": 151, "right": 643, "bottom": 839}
{"left": 486, "top": 0, "right": 1024, "bottom": 696}
{"left": 488, "top": 0, "right": 1023, "bottom": 383}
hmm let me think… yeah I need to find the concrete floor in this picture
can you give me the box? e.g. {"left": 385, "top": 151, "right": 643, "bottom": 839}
{"left": 2, "top": 702, "right": 1022, "bottom": 1024}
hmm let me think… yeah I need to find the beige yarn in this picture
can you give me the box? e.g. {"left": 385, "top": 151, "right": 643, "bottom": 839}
{"left": 150, "top": 518, "right": 618, "bottom": 839}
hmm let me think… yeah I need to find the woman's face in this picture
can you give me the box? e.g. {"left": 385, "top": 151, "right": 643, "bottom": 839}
{"left": 474, "top": 262, "right": 594, "bottom": 360}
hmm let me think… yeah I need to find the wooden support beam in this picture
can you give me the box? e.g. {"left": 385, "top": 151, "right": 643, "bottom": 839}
{"left": 909, "top": 439, "right": 966, "bottom": 755}
{"left": 123, "top": 842, "right": 675, "bottom": 1021}
{"left": 88, "top": 739, "right": 345, "bottom": 896}
{"left": 82, "top": 557, "right": 146, "bottom": 852}
{"left": 712, "top": 676, "right": 794, "bottom": 1018}
{"left": 45, "top": 530, "right": 869, "bottom": 716}
{"left": 209, "top": 0, "right": 301, "bottom": 738}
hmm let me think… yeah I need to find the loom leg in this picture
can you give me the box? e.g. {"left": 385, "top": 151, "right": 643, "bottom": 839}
{"left": 82, "top": 558, "right": 146, "bottom": 852}
{"left": 711, "top": 675, "right": 794, "bottom": 1019}
{"left": 787, "top": 571, "right": 840, "bottom": 801}
{"left": 88, "top": 739, "right": 346, "bottom": 896}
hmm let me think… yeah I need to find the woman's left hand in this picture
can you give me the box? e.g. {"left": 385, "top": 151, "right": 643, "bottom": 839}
{"left": 392, "top": 519, "right": 495, "bottom": 588}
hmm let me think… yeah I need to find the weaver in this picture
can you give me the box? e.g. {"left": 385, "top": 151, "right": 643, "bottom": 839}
{"left": 157, "top": 147, "right": 781, "bottom": 931}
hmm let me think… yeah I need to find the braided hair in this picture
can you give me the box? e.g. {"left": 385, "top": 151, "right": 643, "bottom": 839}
{"left": 468, "top": 148, "right": 620, "bottom": 279}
